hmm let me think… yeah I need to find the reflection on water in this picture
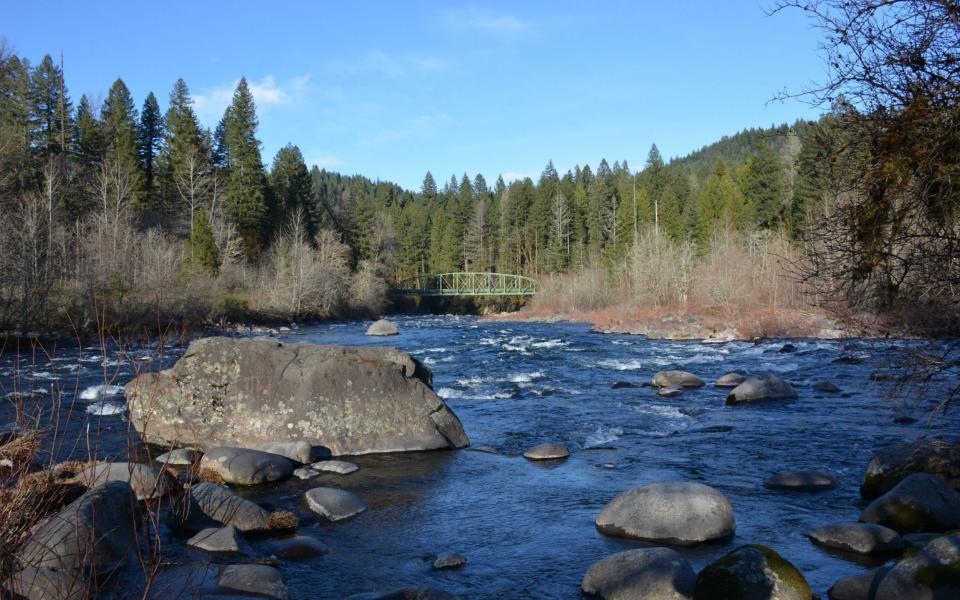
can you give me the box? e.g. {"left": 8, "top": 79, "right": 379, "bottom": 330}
{"left": 1, "top": 315, "right": 958, "bottom": 598}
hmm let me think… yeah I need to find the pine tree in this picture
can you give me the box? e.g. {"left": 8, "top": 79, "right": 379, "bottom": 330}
{"left": 162, "top": 78, "right": 209, "bottom": 227}
{"left": 789, "top": 126, "right": 827, "bottom": 237}
{"left": 742, "top": 140, "right": 785, "bottom": 229}
{"left": 269, "top": 144, "right": 312, "bottom": 233}
{"left": 421, "top": 171, "right": 437, "bottom": 201}
{"left": 695, "top": 159, "right": 745, "bottom": 248}
{"left": 100, "top": 78, "right": 144, "bottom": 212}
{"left": 184, "top": 208, "right": 221, "bottom": 275}
{"left": 222, "top": 77, "right": 267, "bottom": 256}
{"left": 137, "top": 92, "right": 163, "bottom": 209}
{"left": 29, "top": 54, "right": 72, "bottom": 162}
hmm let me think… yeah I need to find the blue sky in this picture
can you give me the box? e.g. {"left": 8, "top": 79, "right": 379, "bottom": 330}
{"left": 6, "top": 1, "right": 826, "bottom": 190}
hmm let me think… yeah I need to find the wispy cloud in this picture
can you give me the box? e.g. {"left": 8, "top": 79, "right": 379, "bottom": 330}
{"left": 328, "top": 50, "right": 450, "bottom": 78}
{"left": 305, "top": 153, "right": 344, "bottom": 169}
{"left": 194, "top": 74, "right": 311, "bottom": 124}
{"left": 443, "top": 7, "right": 529, "bottom": 36}
{"left": 359, "top": 113, "right": 455, "bottom": 146}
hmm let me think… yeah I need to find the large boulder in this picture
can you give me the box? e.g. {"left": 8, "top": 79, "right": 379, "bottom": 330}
{"left": 693, "top": 545, "right": 812, "bottom": 600}
{"left": 199, "top": 447, "right": 294, "bottom": 485}
{"left": 859, "top": 472, "right": 960, "bottom": 533}
{"left": 126, "top": 337, "right": 467, "bottom": 455}
{"left": 581, "top": 547, "right": 696, "bottom": 599}
{"left": 596, "top": 481, "right": 735, "bottom": 546}
{"left": 16, "top": 481, "right": 137, "bottom": 572}
{"left": 725, "top": 374, "right": 798, "bottom": 405}
{"left": 807, "top": 522, "right": 903, "bottom": 555}
{"left": 366, "top": 319, "right": 399, "bottom": 336}
{"left": 76, "top": 461, "right": 173, "bottom": 500}
{"left": 652, "top": 371, "right": 705, "bottom": 388}
{"left": 827, "top": 567, "right": 890, "bottom": 600}
{"left": 874, "top": 533, "right": 960, "bottom": 600}
{"left": 715, "top": 373, "right": 745, "bottom": 388}
{"left": 860, "top": 441, "right": 960, "bottom": 500}
{"left": 4, "top": 567, "right": 90, "bottom": 600}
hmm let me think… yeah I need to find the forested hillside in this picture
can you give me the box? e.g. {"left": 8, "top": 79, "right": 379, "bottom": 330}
{"left": 0, "top": 40, "right": 827, "bottom": 335}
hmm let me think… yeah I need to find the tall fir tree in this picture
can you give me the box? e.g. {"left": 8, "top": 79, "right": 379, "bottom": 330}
{"left": 741, "top": 140, "right": 785, "bottom": 229}
{"left": 29, "top": 54, "right": 72, "bottom": 160}
{"left": 137, "top": 91, "right": 163, "bottom": 210}
{"left": 222, "top": 77, "right": 268, "bottom": 256}
{"left": 269, "top": 144, "right": 312, "bottom": 233}
{"left": 101, "top": 78, "right": 144, "bottom": 211}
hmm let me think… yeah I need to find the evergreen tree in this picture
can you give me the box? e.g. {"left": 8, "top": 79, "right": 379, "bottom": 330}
{"left": 421, "top": 171, "right": 437, "bottom": 201}
{"left": 269, "top": 144, "right": 312, "bottom": 233}
{"left": 222, "top": 77, "right": 268, "bottom": 256}
{"left": 101, "top": 78, "right": 144, "bottom": 210}
{"left": 789, "top": 125, "right": 828, "bottom": 237}
{"left": 184, "top": 208, "right": 221, "bottom": 275}
{"left": 695, "top": 158, "right": 745, "bottom": 248}
{"left": 742, "top": 140, "right": 785, "bottom": 229}
{"left": 29, "top": 54, "right": 72, "bottom": 161}
{"left": 137, "top": 91, "right": 163, "bottom": 207}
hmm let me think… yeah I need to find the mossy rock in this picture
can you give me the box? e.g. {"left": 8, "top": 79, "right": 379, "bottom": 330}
{"left": 874, "top": 533, "right": 960, "bottom": 599}
{"left": 693, "top": 544, "right": 812, "bottom": 600}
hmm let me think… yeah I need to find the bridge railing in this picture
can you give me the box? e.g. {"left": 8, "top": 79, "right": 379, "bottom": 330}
{"left": 392, "top": 272, "right": 539, "bottom": 297}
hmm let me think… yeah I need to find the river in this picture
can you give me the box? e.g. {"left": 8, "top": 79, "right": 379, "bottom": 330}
{"left": 0, "top": 315, "right": 954, "bottom": 598}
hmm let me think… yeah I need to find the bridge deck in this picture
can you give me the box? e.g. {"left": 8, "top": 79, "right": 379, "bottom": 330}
{"left": 392, "top": 272, "right": 539, "bottom": 297}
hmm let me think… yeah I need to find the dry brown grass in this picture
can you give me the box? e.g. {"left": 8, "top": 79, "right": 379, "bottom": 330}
{"left": 268, "top": 510, "right": 298, "bottom": 530}
{"left": 196, "top": 467, "right": 225, "bottom": 484}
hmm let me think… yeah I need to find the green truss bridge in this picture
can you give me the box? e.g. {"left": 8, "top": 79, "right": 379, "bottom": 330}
{"left": 392, "top": 272, "right": 540, "bottom": 297}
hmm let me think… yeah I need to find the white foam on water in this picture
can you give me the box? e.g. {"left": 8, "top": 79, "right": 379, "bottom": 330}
{"left": 436, "top": 387, "right": 463, "bottom": 399}
{"left": 611, "top": 340, "right": 633, "bottom": 345}
{"left": 3, "top": 389, "right": 50, "bottom": 399}
{"left": 762, "top": 362, "right": 800, "bottom": 373}
{"left": 584, "top": 426, "right": 624, "bottom": 447}
{"left": 530, "top": 339, "right": 568, "bottom": 349}
{"left": 598, "top": 359, "right": 646, "bottom": 371}
{"left": 86, "top": 402, "right": 124, "bottom": 416}
{"left": 635, "top": 404, "right": 690, "bottom": 420}
{"left": 508, "top": 371, "right": 544, "bottom": 384}
{"left": 78, "top": 384, "right": 124, "bottom": 401}
{"left": 456, "top": 376, "right": 486, "bottom": 387}
{"left": 31, "top": 371, "right": 58, "bottom": 380}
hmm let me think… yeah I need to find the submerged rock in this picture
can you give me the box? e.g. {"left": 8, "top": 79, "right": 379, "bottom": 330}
{"left": 612, "top": 381, "right": 637, "bottom": 389}
{"left": 874, "top": 533, "right": 960, "bottom": 600}
{"left": 807, "top": 523, "right": 903, "bottom": 555}
{"left": 693, "top": 544, "right": 812, "bottom": 600}
{"left": 126, "top": 337, "right": 468, "bottom": 455}
{"left": 433, "top": 553, "right": 467, "bottom": 570}
{"left": 176, "top": 482, "right": 274, "bottom": 532}
{"left": 827, "top": 567, "right": 889, "bottom": 600}
{"left": 652, "top": 371, "right": 705, "bottom": 388}
{"left": 199, "top": 447, "right": 295, "bottom": 485}
{"left": 726, "top": 374, "right": 798, "bottom": 405}
{"left": 596, "top": 481, "right": 735, "bottom": 546}
{"left": 219, "top": 564, "right": 288, "bottom": 600}
{"left": 366, "top": 319, "right": 399, "bottom": 336}
{"left": 860, "top": 472, "right": 960, "bottom": 533}
{"left": 764, "top": 470, "right": 836, "bottom": 492}
{"left": 581, "top": 547, "right": 696, "bottom": 600}
{"left": 311, "top": 459, "right": 359, "bottom": 475}
{"left": 16, "top": 481, "right": 137, "bottom": 572}
{"left": 346, "top": 587, "right": 462, "bottom": 600}
{"left": 813, "top": 381, "right": 841, "bottom": 393}
{"left": 657, "top": 386, "right": 683, "bottom": 398}
{"left": 523, "top": 443, "right": 569, "bottom": 461}
{"left": 715, "top": 373, "right": 745, "bottom": 388}
{"left": 271, "top": 535, "right": 329, "bottom": 559}
{"left": 305, "top": 486, "right": 368, "bottom": 521}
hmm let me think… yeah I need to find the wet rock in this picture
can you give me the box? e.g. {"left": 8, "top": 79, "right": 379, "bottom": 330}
{"left": 596, "top": 481, "right": 735, "bottom": 546}
{"left": 813, "top": 381, "right": 841, "bottom": 393}
{"left": 4, "top": 567, "right": 89, "bottom": 600}
{"left": 807, "top": 523, "right": 903, "bottom": 555}
{"left": 715, "top": 373, "right": 745, "bottom": 388}
{"left": 779, "top": 343, "right": 797, "bottom": 353}
{"left": 293, "top": 467, "right": 319, "bottom": 479}
{"left": 874, "top": 534, "right": 960, "bottom": 600}
{"left": 892, "top": 416, "right": 917, "bottom": 425}
{"left": 345, "top": 587, "right": 462, "bottom": 600}
{"left": 679, "top": 407, "right": 705, "bottom": 417}
{"left": 523, "top": 442, "right": 569, "bottom": 461}
{"left": 199, "top": 447, "right": 295, "bottom": 485}
{"left": 16, "top": 481, "right": 137, "bottom": 572}
{"left": 581, "top": 547, "right": 696, "bottom": 600}
{"left": 305, "top": 486, "right": 368, "bottom": 521}
{"left": 860, "top": 441, "right": 960, "bottom": 499}
{"left": 219, "top": 564, "right": 288, "bottom": 600}
{"left": 860, "top": 472, "right": 960, "bottom": 533}
{"left": 271, "top": 535, "right": 329, "bottom": 559}
{"left": 258, "top": 440, "right": 319, "bottom": 464}
{"left": 726, "top": 374, "right": 798, "bottom": 405}
{"left": 433, "top": 553, "right": 467, "bottom": 570}
{"left": 652, "top": 371, "right": 705, "bottom": 388}
{"left": 693, "top": 544, "right": 812, "bottom": 600}
{"left": 902, "top": 532, "right": 941, "bottom": 547}
{"left": 657, "top": 386, "right": 683, "bottom": 398}
{"left": 827, "top": 566, "right": 889, "bottom": 600}
{"left": 179, "top": 482, "right": 273, "bottom": 532}
{"left": 187, "top": 525, "right": 241, "bottom": 553}
{"left": 127, "top": 337, "right": 467, "bottom": 455}
{"left": 468, "top": 446, "right": 499, "bottom": 454}
{"left": 311, "top": 459, "right": 359, "bottom": 475}
{"left": 155, "top": 447, "right": 200, "bottom": 465}
{"left": 832, "top": 355, "right": 863, "bottom": 365}
{"left": 765, "top": 470, "right": 837, "bottom": 492}
{"left": 366, "top": 319, "right": 399, "bottom": 336}
{"left": 76, "top": 461, "right": 174, "bottom": 501}
{"left": 612, "top": 381, "right": 637, "bottom": 389}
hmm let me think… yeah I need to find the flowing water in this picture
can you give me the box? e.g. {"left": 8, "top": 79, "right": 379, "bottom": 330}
{"left": 1, "top": 315, "right": 957, "bottom": 598}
